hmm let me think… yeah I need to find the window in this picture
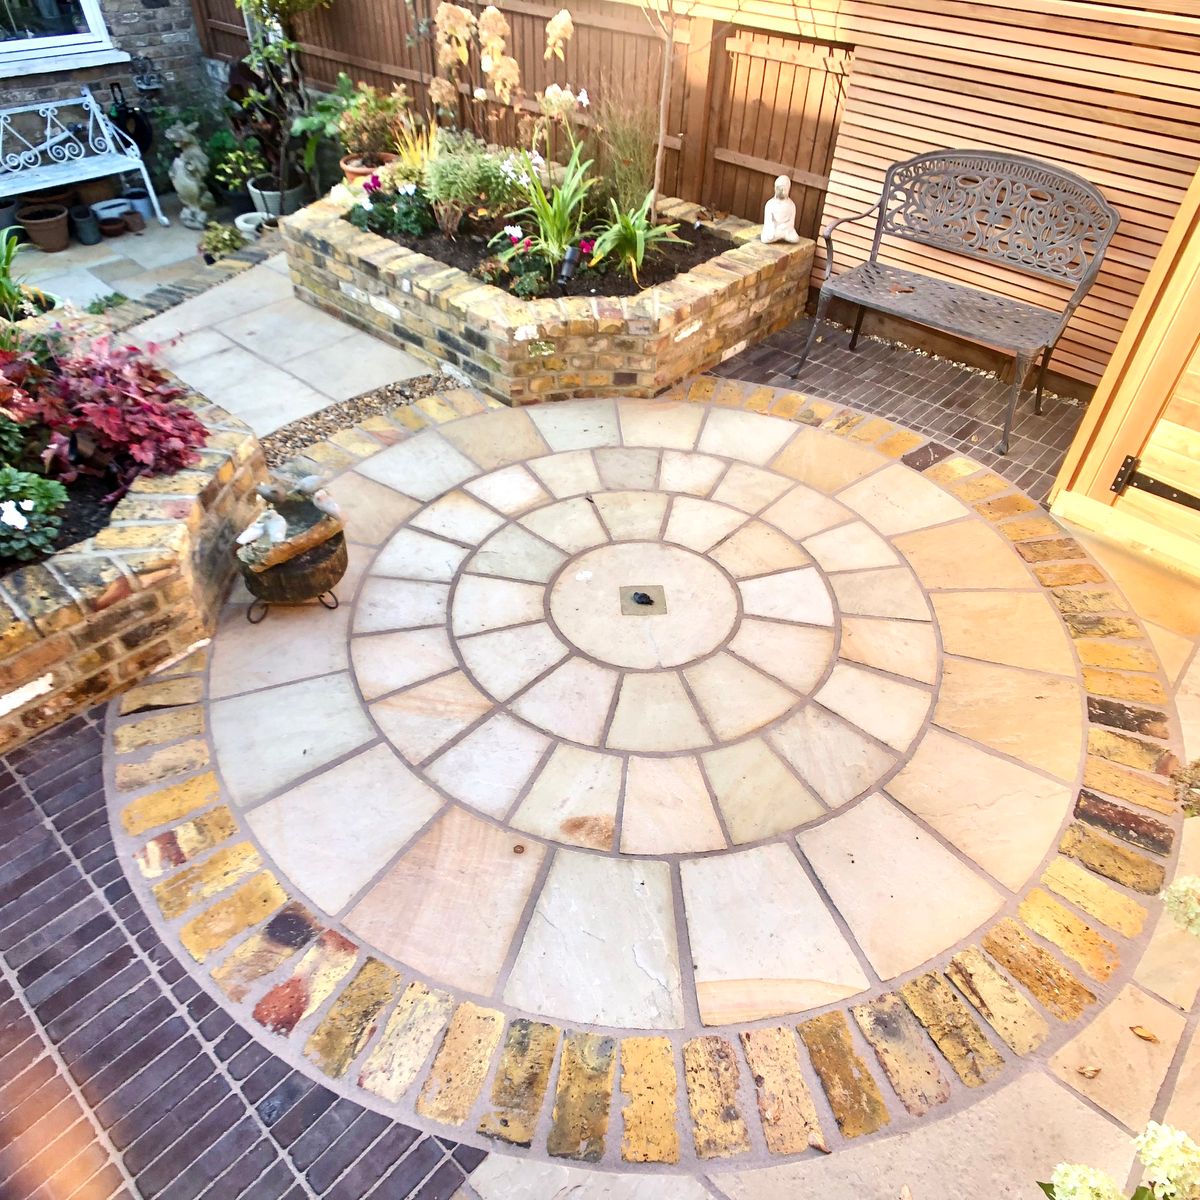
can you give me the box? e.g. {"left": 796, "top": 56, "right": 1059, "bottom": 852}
{"left": 0, "top": 0, "right": 128, "bottom": 74}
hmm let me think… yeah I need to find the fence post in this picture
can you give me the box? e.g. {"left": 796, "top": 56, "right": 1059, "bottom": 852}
{"left": 677, "top": 15, "right": 715, "bottom": 203}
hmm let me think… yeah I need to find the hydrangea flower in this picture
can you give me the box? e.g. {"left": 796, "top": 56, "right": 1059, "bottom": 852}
{"left": 1163, "top": 878, "right": 1200, "bottom": 937}
{"left": 1136, "top": 1122, "right": 1200, "bottom": 1199}
{"left": 473, "top": 86, "right": 488, "bottom": 101}
{"left": 429, "top": 77, "right": 457, "bottom": 109}
{"left": 1047, "top": 1162, "right": 1124, "bottom": 1200}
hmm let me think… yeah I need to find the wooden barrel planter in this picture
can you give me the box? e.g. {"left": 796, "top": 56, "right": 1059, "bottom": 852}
{"left": 240, "top": 532, "right": 348, "bottom": 623}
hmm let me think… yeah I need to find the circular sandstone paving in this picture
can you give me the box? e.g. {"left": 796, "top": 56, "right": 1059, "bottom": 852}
{"left": 104, "top": 389, "right": 1184, "bottom": 1185}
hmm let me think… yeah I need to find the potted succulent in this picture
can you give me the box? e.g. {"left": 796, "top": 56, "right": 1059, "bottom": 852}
{"left": 337, "top": 82, "right": 411, "bottom": 183}
{"left": 213, "top": 144, "right": 268, "bottom": 216}
{"left": 199, "top": 222, "right": 246, "bottom": 264}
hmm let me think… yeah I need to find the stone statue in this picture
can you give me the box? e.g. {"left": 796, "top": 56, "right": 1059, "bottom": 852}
{"left": 761, "top": 175, "right": 800, "bottom": 244}
{"left": 167, "top": 122, "right": 215, "bottom": 231}
{"left": 236, "top": 473, "right": 345, "bottom": 572}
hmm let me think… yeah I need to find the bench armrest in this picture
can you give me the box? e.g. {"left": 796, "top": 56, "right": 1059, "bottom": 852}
{"left": 819, "top": 201, "right": 881, "bottom": 282}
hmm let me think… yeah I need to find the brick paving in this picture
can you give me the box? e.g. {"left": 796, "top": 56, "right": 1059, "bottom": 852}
{"left": 0, "top": 710, "right": 483, "bottom": 1200}
{"left": 712, "top": 316, "right": 1086, "bottom": 503}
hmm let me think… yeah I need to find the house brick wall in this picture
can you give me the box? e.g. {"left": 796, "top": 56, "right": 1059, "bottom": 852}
{"left": 0, "top": 0, "right": 210, "bottom": 108}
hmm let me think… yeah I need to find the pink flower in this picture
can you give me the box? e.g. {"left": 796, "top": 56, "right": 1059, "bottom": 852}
{"left": 579, "top": 238, "right": 594, "bottom": 254}
{"left": 363, "top": 174, "right": 381, "bottom": 194}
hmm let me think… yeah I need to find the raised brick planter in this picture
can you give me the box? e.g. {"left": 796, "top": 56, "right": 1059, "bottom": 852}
{"left": 282, "top": 195, "right": 815, "bottom": 406}
{"left": 0, "top": 319, "right": 266, "bottom": 755}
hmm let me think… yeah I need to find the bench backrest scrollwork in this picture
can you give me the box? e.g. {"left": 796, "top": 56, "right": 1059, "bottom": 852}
{"left": 0, "top": 87, "right": 142, "bottom": 181}
{"left": 871, "top": 150, "right": 1120, "bottom": 293}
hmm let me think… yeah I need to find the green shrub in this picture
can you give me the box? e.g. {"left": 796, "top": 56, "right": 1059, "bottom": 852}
{"left": 0, "top": 467, "right": 67, "bottom": 562}
{"left": 425, "top": 139, "right": 521, "bottom": 214}
{"left": 348, "top": 184, "right": 435, "bottom": 238}
{"left": 590, "top": 192, "right": 683, "bottom": 281}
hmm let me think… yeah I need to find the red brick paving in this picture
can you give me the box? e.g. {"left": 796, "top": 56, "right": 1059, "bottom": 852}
{"left": 0, "top": 710, "right": 485, "bottom": 1200}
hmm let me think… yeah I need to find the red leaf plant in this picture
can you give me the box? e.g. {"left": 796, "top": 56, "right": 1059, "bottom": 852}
{"left": 1, "top": 335, "right": 207, "bottom": 502}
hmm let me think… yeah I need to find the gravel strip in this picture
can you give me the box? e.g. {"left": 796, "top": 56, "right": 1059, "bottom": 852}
{"left": 260, "top": 372, "right": 457, "bottom": 467}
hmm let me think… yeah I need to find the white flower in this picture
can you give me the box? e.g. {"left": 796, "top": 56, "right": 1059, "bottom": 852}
{"left": 529, "top": 150, "right": 545, "bottom": 169}
{"left": 480, "top": 54, "right": 493, "bottom": 72}
{"left": 1136, "top": 1122, "right": 1200, "bottom": 1199}
{"left": 1047, "top": 1162, "right": 1124, "bottom": 1200}
{"left": 503, "top": 224, "right": 523, "bottom": 239}
{"left": 359, "top": 196, "right": 373, "bottom": 212}
{"left": 397, "top": 182, "right": 417, "bottom": 196}
{"left": 1163, "top": 878, "right": 1200, "bottom": 937}
{"left": 577, "top": 87, "right": 589, "bottom": 107}
{"left": 473, "top": 86, "right": 488, "bottom": 101}
{"left": 19, "top": 500, "right": 33, "bottom": 511}
{"left": 0, "top": 500, "right": 29, "bottom": 531}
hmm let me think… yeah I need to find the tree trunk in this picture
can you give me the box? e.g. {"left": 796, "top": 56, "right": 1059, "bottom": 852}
{"left": 649, "top": 4, "right": 676, "bottom": 225}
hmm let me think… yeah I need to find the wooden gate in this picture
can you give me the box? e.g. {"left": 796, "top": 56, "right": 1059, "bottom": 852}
{"left": 698, "top": 31, "right": 851, "bottom": 238}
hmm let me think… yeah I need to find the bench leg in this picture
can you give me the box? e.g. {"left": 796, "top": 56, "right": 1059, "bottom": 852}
{"left": 848, "top": 305, "right": 865, "bottom": 351}
{"left": 136, "top": 161, "right": 170, "bottom": 226}
{"left": 1033, "top": 346, "right": 1053, "bottom": 416}
{"left": 997, "top": 352, "right": 1032, "bottom": 456}
{"left": 794, "top": 292, "right": 831, "bottom": 375}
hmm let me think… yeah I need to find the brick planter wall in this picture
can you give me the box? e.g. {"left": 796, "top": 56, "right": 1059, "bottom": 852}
{"left": 282, "top": 195, "right": 815, "bottom": 406}
{"left": 0, "top": 325, "right": 266, "bottom": 754}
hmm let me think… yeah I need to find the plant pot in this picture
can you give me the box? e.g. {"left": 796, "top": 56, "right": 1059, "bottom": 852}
{"left": 214, "top": 185, "right": 257, "bottom": 217}
{"left": 339, "top": 152, "right": 396, "bottom": 184}
{"left": 234, "top": 211, "right": 270, "bottom": 238}
{"left": 77, "top": 177, "right": 118, "bottom": 206}
{"left": 122, "top": 188, "right": 153, "bottom": 220}
{"left": 69, "top": 205, "right": 102, "bottom": 245}
{"left": 91, "top": 198, "right": 132, "bottom": 222}
{"left": 0, "top": 198, "right": 18, "bottom": 230}
{"left": 99, "top": 217, "right": 126, "bottom": 238}
{"left": 239, "top": 532, "right": 348, "bottom": 615}
{"left": 16, "top": 203, "right": 69, "bottom": 252}
{"left": 248, "top": 174, "right": 307, "bottom": 217}
{"left": 201, "top": 251, "right": 217, "bottom": 265}
{"left": 20, "top": 186, "right": 74, "bottom": 209}
{"left": 123, "top": 210, "right": 146, "bottom": 233}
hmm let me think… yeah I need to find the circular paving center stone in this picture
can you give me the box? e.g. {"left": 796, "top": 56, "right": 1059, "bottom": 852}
{"left": 548, "top": 540, "right": 742, "bottom": 669}
{"left": 105, "top": 395, "right": 1182, "bottom": 1183}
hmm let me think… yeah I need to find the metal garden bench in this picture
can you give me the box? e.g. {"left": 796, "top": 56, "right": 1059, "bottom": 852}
{"left": 795, "top": 149, "right": 1119, "bottom": 453}
{"left": 0, "top": 87, "right": 168, "bottom": 226}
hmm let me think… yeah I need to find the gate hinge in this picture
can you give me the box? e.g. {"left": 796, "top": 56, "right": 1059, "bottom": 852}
{"left": 1110, "top": 454, "right": 1138, "bottom": 495}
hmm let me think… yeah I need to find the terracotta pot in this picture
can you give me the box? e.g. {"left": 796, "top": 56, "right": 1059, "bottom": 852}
{"left": 19, "top": 186, "right": 74, "bottom": 208}
{"left": 339, "top": 152, "right": 396, "bottom": 184}
{"left": 16, "top": 203, "right": 69, "bottom": 252}
{"left": 99, "top": 217, "right": 126, "bottom": 238}
{"left": 123, "top": 210, "right": 146, "bottom": 233}
{"left": 77, "top": 177, "right": 118, "bottom": 206}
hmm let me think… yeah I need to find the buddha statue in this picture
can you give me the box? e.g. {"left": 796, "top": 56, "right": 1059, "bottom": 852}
{"left": 761, "top": 174, "right": 800, "bottom": 244}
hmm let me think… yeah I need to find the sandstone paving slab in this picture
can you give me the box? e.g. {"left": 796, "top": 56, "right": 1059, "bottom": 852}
{"left": 831, "top": 565, "right": 932, "bottom": 621}
{"left": 894, "top": 517, "right": 1037, "bottom": 590}
{"left": 620, "top": 756, "right": 725, "bottom": 854}
{"left": 351, "top": 627, "right": 459, "bottom": 701}
{"left": 768, "top": 425, "right": 882, "bottom": 490}
{"left": 357, "top": 430, "right": 479, "bottom": 500}
{"left": 838, "top": 461, "right": 970, "bottom": 534}
{"left": 519, "top": 496, "right": 610, "bottom": 553}
{"left": 698, "top": 408, "right": 796, "bottom": 464}
{"left": 425, "top": 713, "right": 551, "bottom": 818}
{"left": 354, "top": 576, "right": 449, "bottom": 633}
{"left": 466, "top": 463, "right": 554, "bottom": 514}
{"left": 511, "top": 743, "right": 623, "bottom": 850}
{"left": 710, "top": 462, "right": 793, "bottom": 513}
{"left": 1050, "top": 984, "right": 1187, "bottom": 1129}
{"left": 932, "top": 590, "right": 1076, "bottom": 675}
{"left": 702, "top": 737, "right": 825, "bottom": 843}
{"left": 346, "top": 807, "right": 545, "bottom": 994}
{"left": 838, "top": 615, "right": 938, "bottom": 684}
{"left": 760, "top": 484, "right": 853, "bottom": 540}
{"left": 527, "top": 398, "right": 621, "bottom": 450}
{"left": 726, "top": 620, "right": 835, "bottom": 692}
{"left": 372, "top": 528, "right": 471, "bottom": 581}
{"left": 246, "top": 744, "right": 443, "bottom": 913}
{"left": 450, "top": 575, "right": 545, "bottom": 636}
{"left": 468, "top": 1156, "right": 713, "bottom": 1198}
{"left": 682, "top": 845, "right": 870, "bottom": 1024}
{"left": 802, "top": 520, "right": 899, "bottom": 571}
{"left": 439, "top": 407, "right": 550, "bottom": 469}
{"left": 658, "top": 449, "right": 727, "bottom": 495}
{"left": 595, "top": 447, "right": 660, "bottom": 491}
{"left": 663, "top": 495, "right": 748, "bottom": 551}
{"left": 813, "top": 663, "right": 931, "bottom": 752}
{"left": 799, "top": 795, "right": 1004, "bottom": 979}
{"left": 511, "top": 658, "right": 621, "bottom": 746}
{"left": 504, "top": 852, "right": 684, "bottom": 1029}
{"left": 410, "top": 488, "right": 506, "bottom": 544}
{"left": 592, "top": 489, "right": 670, "bottom": 540}
{"left": 529, "top": 449, "right": 604, "bottom": 497}
{"left": 370, "top": 670, "right": 494, "bottom": 763}
{"left": 888, "top": 729, "right": 1074, "bottom": 890}
{"left": 618, "top": 399, "right": 706, "bottom": 450}
{"left": 210, "top": 673, "right": 375, "bottom": 807}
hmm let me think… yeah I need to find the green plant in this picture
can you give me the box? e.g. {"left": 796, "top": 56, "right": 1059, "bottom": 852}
{"left": 337, "top": 81, "right": 412, "bottom": 166}
{"left": 291, "top": 71, "right": 357, "bottom": 172}
{"left": 0, "top": 414, "right": 28, "bottom": 466}
{"left": 200, "top": 223, "right": 246, "bottom": 259}
{"left": 0, "top": 229, "right": 54, "bottom": 323}
{"left": 84, "top": 293, "right": 128, "bottom": 315}
{"left": 348, "top": 183, "right": 435, "bottom": 238}
{"left": 590, "top": 192, "right": 683, "bottom": 282}
{"left": 0, "top": 467, "right": 67, "bottom": 562}
{"left": 492, "top": 143, "right": 595, "bottom": 276}
{"left": 593, "top": 82, "right": 657, "bottom": 214}
{"left": 214, "top": 144, "right": 269, "bottom": 191}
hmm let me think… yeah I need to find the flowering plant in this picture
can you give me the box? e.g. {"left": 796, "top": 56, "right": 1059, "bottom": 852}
{"left": 0, "top": 466, "right": 67, "bottom": 562}
{"left": 544, "top": 8, "right": 573, "bottom": 59}
{"left": 1040, "top": 1123, "right": 1200, "bottom": 1200}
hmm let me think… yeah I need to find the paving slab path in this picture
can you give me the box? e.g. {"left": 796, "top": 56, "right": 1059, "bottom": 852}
{"left": 81, "top": 378, "right": 1200, "bottom": 1197}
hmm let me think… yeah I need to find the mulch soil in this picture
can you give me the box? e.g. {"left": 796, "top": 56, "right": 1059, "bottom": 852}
{"left": 385, "top": 216, "right": 730, "bottom": 299}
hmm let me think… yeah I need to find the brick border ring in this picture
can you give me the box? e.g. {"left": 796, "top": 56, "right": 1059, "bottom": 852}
{"left": 103, "top": 379, "right": 1184, "bottom": 1182}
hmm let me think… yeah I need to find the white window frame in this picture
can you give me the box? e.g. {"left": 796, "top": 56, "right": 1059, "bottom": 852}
{"left": 0, "top": 0, "right": 130, "bottom": 76}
